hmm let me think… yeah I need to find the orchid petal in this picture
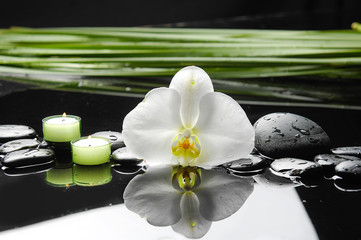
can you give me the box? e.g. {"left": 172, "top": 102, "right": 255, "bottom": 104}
{"left": 195, "top": 169, "right": 254, "bottom": 221}
{"left": 123, "top": 167, "right": 183, "bottom": 226}
{"left": 169, "top": 66, "right": 214, "bottom": 128}
{"left": 122, "top": 88, "right": 182, "bottom": 166}
{"left": 193, "top": 92, "right": 255, "bottom": 167}
{"left": 171, "top": 191, "right": 212, "bottom": 239}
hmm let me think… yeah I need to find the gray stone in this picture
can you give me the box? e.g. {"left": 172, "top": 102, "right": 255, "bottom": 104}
{"left": 334, "top": 178, "right": 361, "bottom": 192}
{"left": 331, "top": 146, "right": 361, "bottom": 156}
{"left": 111, "top": 147, "right": 143, "bottom": 165}
{"left": 314, "top": 154, "right": 360, "bottom": 167}
{"left": 335, "top": 160, "right": 361, "bottom": 180}
{"left": 254, "top": 112, "right": 331, "bottom": 159}
{"left": 270, "top": 158, "right": 322, "bottom": 178}
{"left": 2, "top": 148, "right": 55, "bottom": 168}
{"left": 112, "top": 165, "right": 146, "bottom": 175}
{"left": 253, "top": 168, "right": 300, "bottom": 188}
{"left": 314, "top": 154, "right": 360, "bottom": 178}
{"left": 3, "top": 161, "right": 54, "bottom": 176}
{"left": 0, "top": 139, "right": 40, "bottom": 154}
{"left": 92, "top": 131, "right": 125, "bottom": 151}
{"left": 224, "top": 155, "right": 268, "bottom": 174}
{"left": 0, "top": 125, "right": 37, "bottom": 143}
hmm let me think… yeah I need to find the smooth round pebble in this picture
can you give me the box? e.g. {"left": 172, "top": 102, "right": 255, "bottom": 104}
{"left": 112, "top": 165, "right": 146, "bottom": 175}
{"left": 92, "top": 131, "right": 124, "bottom": 151}
{"left": 254, "top": 112, "right": 331, "bottom": 159}
{"left": 224, "top": 155, "right": 268, "bottom": 173}
{"left": 335, "top": 160, "right": 361, "bottom": 180}
{"left": 271, "top": 158, "right": 322, "bottom": 178}
{"left": 253, "top": 168, "right": 300, "bottom": 188}
{"left": 0, "top": 139, "right": 40, "bottom": 154}
{"left": 2, "top": 148, "right": 55, "bottom": 168}
{"left": 314, "top": 154, "right": 360, "bottom": 167}
{"left": 111, "top": 147, "right": 143, "bottom": 165}
{"left": 314, "top": 154, "right": 360, "bottom": 178}
{"left": 3, "top": 161, "right": 54, "bottom": 177}
{"left": 331, "top": 146, "right": 361, "bottom": 156}
{"left": 0, "top": 125, "right": 37, "bottom": 143}
{"left": 334, "top": 178, "right": 361, "bottom": 192}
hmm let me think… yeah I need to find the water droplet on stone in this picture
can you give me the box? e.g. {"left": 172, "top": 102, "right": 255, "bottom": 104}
{"left": 300, "top": 129, "right": 310, "bottom": 135}
{"left": 91, "top": 131, "right": 124, "bottom": 151}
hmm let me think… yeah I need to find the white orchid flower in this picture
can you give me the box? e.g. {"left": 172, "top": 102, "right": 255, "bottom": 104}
{"left": 122, "top": 66, "right": 255, "bottom": 167}
{"left": 123, "top": 166, "right": 254, "bottom": 238}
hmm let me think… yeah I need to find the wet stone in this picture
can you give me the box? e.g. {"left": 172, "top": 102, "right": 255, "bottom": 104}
{"left": 3, "top": 161, "right": 54, "bottom": 177}
{"left": 0, "top": 139, "right": 40, "bottom": 154}
{"left": 334, "top": 178, "right": 361, "bottom": 192}
{"left": 111, "top": 147, "right": 143, "bottom": 165}
{"left": 314, "top": 154, "right": 360, "bottom": 166}
{"left": 335, "top": 160, "right": 361, "bottom": 180}
{"left": 253, "top": 167, "right": 300, "bottom": 188}
{"left": 331, "top": 146, "right": 361, "bottom": 156}
{"left": 0, "top": 125, "right": 37, "bottom": 143}
{"left": 254, "top": 112, "right": 331, "bottom": 159}
{"left": 92, "top": 131, "right": 125, "bottom": 151}
{"left": 112, "top": 165, "right": 146, "bottom": 175}
{"left": 314, "top": 154, "right": 360, "bottom": 177}
{"left": 224, "top": 155, "right": 268, "bottom": 173}
{"left": 1, "top": 148, "right": 55, "bottom": 168}
{"left": 270, "top": 158, "right": 322, "bottom": 178}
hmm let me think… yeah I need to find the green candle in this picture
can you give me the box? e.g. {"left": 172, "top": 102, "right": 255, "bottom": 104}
{"left": 71, "top": 136, "right": 111, "bottom": 165}
{"left": 42, "top": 113, "right": 81, "bottom": 142}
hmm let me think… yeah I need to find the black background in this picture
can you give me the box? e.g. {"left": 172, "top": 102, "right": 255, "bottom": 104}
{"left": 0, "top": 0, "right": 360, "bottom": 30}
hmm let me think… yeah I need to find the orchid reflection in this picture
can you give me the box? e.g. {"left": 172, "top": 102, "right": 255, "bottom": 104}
{"left": 124, "top": 166, "right": 254, "bottom": 238}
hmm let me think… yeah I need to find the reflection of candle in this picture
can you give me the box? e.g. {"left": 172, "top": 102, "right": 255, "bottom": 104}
{"left": 73, "top": 163, "right": 112, "bottom": 186}
{"left": 46, "top": 167, "right": 74, "bottom": 188}
{"left": 42, "top": 113, "right": 81, "bottom": 142}
{"left": 71, "top": 136, "right": 111, "bottom": 165}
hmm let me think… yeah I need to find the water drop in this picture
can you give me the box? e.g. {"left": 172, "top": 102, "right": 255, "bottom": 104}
{"left": 310, "top": 138, "right": 320, "bottom": 144}
{"left": 24, "top": 149, "right": 39, "bottom": 156}
{"left": 295, "top": 134, "right": 301, "bottom": 138}
{"left": 263, "top": 117, "right": 271, "bottom": 121}
{"left": 300, "top": 129, "right": 310, "bottom": 135}
{"left": 109, "top": 135, "right": 118, "bottom": 141}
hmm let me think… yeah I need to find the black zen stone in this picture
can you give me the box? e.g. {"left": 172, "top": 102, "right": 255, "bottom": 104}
{"left": 253, "top": 168, "right": 300, "bottom": 188}
{"left": 224, "top": 155, "right": 268, "bottom": 173}
{"left": 254, "top": 112, "right": 331, "bottom": 159}
{"left": 0, "top": 125, "right": 37, "bottom": 143}
{"left": 314, "top": 154, "right": 360, "bottom": 177}
{"left": 2, "top": 148, "right": 55, "bottom": 168}
{"left": 335, "top": 160, "right": 361, "bottom": 180}
{"left": 270, "top": 158, "right": 322, "bottom": 178}
{"left": 0, "top": 139, "right": 40, "bottom": 154}
{"left": 112, "top": 165, "right": 146, "bottom": 175}
{"left": 92, "top": 131, "right": 125, "bottom": 151}
{"left": 331, "top": 146, "right": 361, "bottom": 156}
{"left": 111, "top": 147, "right": 143, "bottom": 166}
{"left": 3, "top": 161, "right": 54, "bottom": 176}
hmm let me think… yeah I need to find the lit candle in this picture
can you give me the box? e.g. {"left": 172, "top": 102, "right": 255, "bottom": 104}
{"left": 71, "top": 136, "right": 111, "bottom": 165}
{"left": 42, "top": 113, "right": 81, "bottom": 142}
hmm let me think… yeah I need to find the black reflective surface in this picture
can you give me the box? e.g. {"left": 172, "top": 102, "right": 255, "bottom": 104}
{"left": 0, "top": 88, "right": 360, "bottom": 239}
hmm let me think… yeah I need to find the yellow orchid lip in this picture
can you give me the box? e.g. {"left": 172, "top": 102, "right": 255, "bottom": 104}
{"left": 171, "top": 129, "right": 201, "bottom": 165}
